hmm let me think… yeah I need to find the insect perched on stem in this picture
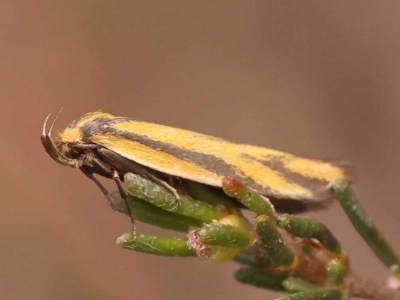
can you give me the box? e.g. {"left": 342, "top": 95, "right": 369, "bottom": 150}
{"left": 41, "top": 110, "right": 350, "bottom": 233}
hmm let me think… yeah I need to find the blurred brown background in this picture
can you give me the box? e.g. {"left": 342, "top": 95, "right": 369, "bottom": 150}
{"left": 1, "top": 1, "right": 400, "bottom": 299}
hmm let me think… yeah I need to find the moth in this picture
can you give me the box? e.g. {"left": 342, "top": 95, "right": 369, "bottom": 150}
{"left": 41, "top": 111, "right": 350, "bottom": 222}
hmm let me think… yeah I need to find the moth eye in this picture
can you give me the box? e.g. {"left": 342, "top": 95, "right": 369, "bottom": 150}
{"left": 69, "top": 147, "right": 80, "bottom": 157}
{"left": 67, "top": 143, "right": 83, "bottom": 158}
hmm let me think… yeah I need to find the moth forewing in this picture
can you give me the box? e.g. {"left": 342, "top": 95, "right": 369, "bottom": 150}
{"left": 89, "top": 115, "right": 349, "bottom": 203}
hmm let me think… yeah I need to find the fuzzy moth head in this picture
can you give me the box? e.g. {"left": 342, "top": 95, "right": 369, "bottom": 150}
{"left": 41, "top": 112, "right": 82, "bottom": 168}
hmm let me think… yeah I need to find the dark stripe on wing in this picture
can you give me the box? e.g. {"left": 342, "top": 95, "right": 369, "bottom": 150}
{"left": 242, "top": 153, "right": 334, "bottom": 201}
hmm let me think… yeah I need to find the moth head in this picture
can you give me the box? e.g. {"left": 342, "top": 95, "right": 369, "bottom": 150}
{"left": 41, "top": 111, "right": 82, "bottom": 168}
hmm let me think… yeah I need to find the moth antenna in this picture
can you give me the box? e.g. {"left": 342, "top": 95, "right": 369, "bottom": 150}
{"left": 48, "top": 107, "right": 63, "bottom": 136}
{"left": 42, "top": 113, "right": 52, "bottom": 136}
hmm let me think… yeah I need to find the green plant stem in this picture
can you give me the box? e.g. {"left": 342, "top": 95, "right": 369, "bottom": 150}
{"left": 326, "top": 259, "right": 347, "bottom": 285}
{"left": 256, "top": 215, "right": 295, "bottom": 266}
{"left": 222, "top": 177, "right": 275, "bottom": 217}
{"left": 124, "top": 173, "right": 218, "bottom": 222}
{"left": 197, "top": 223, "right": 252, "bottom": 248}
{"left": 278, "top": 214, "right": 341, "bottom": 254}
{"left": 282, "top": 277, "right": 319, "bottom": 293}
{"left": 110, "top": 191, "right": 203, "bottom": 232}
{"left": 275, "top": 289, "right": 343, "bottom": 300}
{"left": 234, "top": 267, "right": 287, "bottom": 291}
{"left": 116, "top": 233, "right": 196, "bottom": 257}
{"left": 333, "top": 180, "right": 400, "bottom": 269}
{"left": 184, "top": 180, "right": 237, "bottom": 208}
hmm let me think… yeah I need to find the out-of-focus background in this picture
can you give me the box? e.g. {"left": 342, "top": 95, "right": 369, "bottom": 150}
{"left": 1, "top": 1, "right": 400, "bottom": 299}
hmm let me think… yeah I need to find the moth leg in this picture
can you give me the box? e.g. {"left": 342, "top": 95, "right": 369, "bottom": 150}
{"left": 143, "top": 172, "right": 181, "bottom": 209}
{"left": 112, "top": 170, "right": 136, "bottom": 238}
{"left": 97, "top": 148, "right": 149, "bottom": 177}
{"left": 79, "top": 166, "right": 115, "bottom": 209}
{"left": 81, "top": 153, "right": 137, "bottom": 237}
{"left": 145, "top": 172, "right": 180, "bottom": 200}
{"left": 97, "top": 147, "right": 181, "bottom": 201}
{"left": 168, "top": 176, "right": 188, "bottom": 195}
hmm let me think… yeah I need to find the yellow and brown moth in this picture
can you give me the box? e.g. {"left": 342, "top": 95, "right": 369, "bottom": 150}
{"left": 41, "top": 111, "right": 350, "bottom": 216}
